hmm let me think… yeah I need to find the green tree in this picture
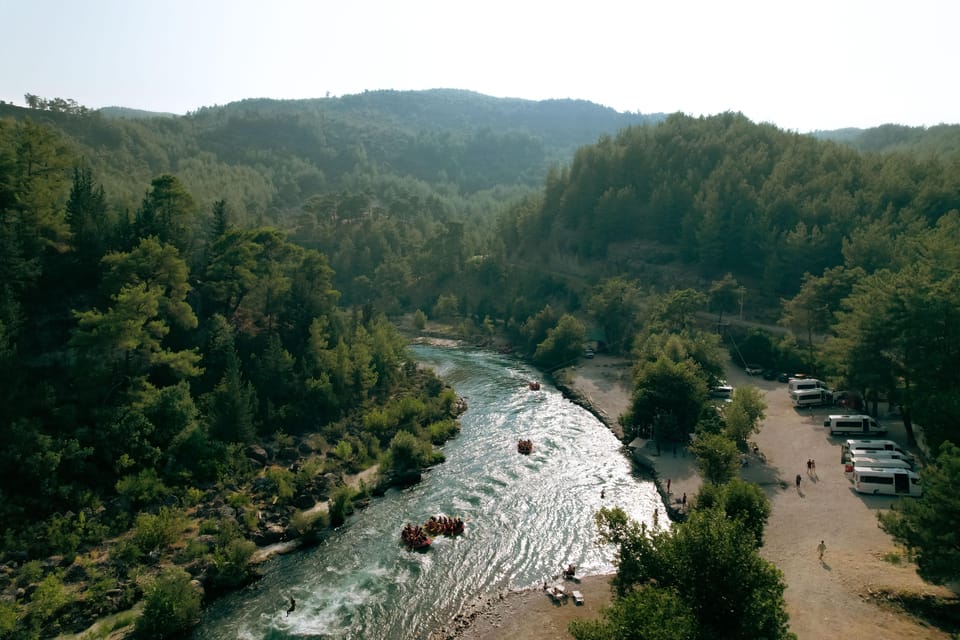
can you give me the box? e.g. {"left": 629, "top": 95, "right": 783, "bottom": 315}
{"left": 70, "top": 237, "right": 201, "bottom": 400}
{"left": 695, "top": 478, "right": 771, "bottom": 547}
{"left": 533, "top": 313, "right": 586, "bottom": 369}
{"left": 690, "top": 432, "right": 740, "bottom": 485}
{"left": 625, "top": 356, "right": 708, "bottom": 442}
{"left": 64, "top": 166, "right": 111, "bottom": 281}
{"left": 781, "top": 266, "right": 863, "bottom": 366}
{"left": 594, "top": 506, "right": 793, "bottom": 639}
{"left": 383, "top": 430, "right": 428, "bottom": 478}
{"left": 587, "top": 276, "right": 642, "bottom": 354}
{"left": 708, "top": 273, "right": 740, "bottom": 329}
{"left": 134, "top": 174, "right": 200, "bottom": 256}
{"left": 569, "top": 585, "right": 697, "bottom": 640}
{"left": 878, "top": 441, "right": 960, "bottom": 585}
{"left": 136, "top": 567, "right": 201, "bottom": 638}
{"left": 656, "top": 288, "right": 707, "bottom": 333}
{"left": 724, "top": 386, "right": 766, "bottom": 447}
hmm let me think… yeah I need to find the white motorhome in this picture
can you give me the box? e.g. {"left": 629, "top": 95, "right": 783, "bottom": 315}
{"left": 793, "top": 388, "right": 833, "bottom": 408}
{"left": 788, "top": 378, "right": 827, "bottom": 393}
{"left": 840, "top": 439, "right": 913, "bottom": 463}
{"left": 823, "top": 414, "right": 887, "bottom": 436}
{"left": 851, "top": 466, "right": 922, "bottom": 497}
{"left": 844, "top": 456, "right": 913, "bottom": 475}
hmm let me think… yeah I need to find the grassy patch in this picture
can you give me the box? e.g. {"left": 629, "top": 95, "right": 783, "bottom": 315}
{"left": 869, "top": 590, "right": 960, "bottom": 635}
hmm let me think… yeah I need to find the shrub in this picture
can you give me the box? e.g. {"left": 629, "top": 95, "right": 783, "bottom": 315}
{"left": 426, "top": 419, "right": 459, "bottom": 444}
{"left": 29, "top": 574, "right": 69, "bottom": 628}
{"left": 136, "top": 568, "right": 201, "bottom": 638}
{"left": 132, "top": 508, "right": 187, "bottom": 554}
{"left": 115, "top": 469, "right": 168, "bottom": 507}
{"left": 328, "top": 486, "right": 357, "bottom": 528}
{"left": 210, "top": 538, "right": 256, "bottom": 590}
{"left": 265, "top": 467, "right": 295, "bottom": 501}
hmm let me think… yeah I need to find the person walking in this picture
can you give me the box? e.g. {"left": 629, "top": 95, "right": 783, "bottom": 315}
{"left": 795, "top": 473, "right": 802, "bottom": 490}
{"left": 681, "top": 492, "right": 687, "bottom": 510}
{"left": 811, "top": 459, "right": 817, "bottom": 478}
{"left": 666, "top": 478, "right": 671, "bottom": 494}
{"left": 818, "top": 540, "right": 826, "bottom": 560}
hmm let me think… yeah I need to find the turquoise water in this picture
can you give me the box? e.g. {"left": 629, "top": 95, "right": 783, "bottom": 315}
{"left": 192, "top": 345, "right": 660, "bottom": 639}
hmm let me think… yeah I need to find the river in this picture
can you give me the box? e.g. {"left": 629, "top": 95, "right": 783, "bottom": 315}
{"left": 192, "top": 344, "right": 661, "bottom": 639}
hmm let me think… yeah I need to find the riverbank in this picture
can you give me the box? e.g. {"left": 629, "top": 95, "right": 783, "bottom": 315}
{"left": 451, "top": 354, "right": 955, "bottom": 640}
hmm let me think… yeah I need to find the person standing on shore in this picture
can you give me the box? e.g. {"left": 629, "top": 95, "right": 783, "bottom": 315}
{"left": 818, "top": 540, "right": 826, "bottom": 560}
{"left": 796, "top": 473, "right": 802, "bottom": 490}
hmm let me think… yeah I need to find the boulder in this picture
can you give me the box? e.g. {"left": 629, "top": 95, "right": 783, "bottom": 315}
{"left": 246, "top": 444, "right": 269, "bottom": 465}
{"left": 293, "top": 494, "right": 315, "bottom": 510}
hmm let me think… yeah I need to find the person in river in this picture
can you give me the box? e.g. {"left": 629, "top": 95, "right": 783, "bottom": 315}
{"left": 286, "top": 596, "right": 296, "bottom": 616}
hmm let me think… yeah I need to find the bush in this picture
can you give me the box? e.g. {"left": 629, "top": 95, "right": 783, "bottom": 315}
{"left": 132, "top": 508, "right": 187, "bottom": 554}
{"left": 136, "top": 568, "right": 201, "bottom": 638}
{"left": 115, "top": 469, "right": 169, "bottom": 507}
{"left": 328, "top": 486, "right": 358, "bottom": 528}
{"left": 426, "top": 419, "right": 460, "bottom": 444}
{"left": 210, "top": 538, "right": 256, "bottom": 590}
{"left": 265, "top": 467, "right": 295, "bottom": 501}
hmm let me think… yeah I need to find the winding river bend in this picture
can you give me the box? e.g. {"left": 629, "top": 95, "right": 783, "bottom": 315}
{"left": 192, "top": 345, "right": 661, "bottom": 639}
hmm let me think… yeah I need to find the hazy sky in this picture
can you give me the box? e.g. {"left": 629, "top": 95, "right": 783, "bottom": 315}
{"left": 2, "top": 0, "right": 957, "bottom": 132}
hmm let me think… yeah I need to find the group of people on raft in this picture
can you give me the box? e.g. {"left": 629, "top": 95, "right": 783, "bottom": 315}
{"left": 400, "top": 523, "right": 431, "bottom": 550}
{"left": 517, "top": 438, "right": 533, "bottom": 454}
{"left": 401, "top": 514, "right": 466, "bottom": 549}
{"left": 423, "top": 514, "right": 465, "bottom": 536}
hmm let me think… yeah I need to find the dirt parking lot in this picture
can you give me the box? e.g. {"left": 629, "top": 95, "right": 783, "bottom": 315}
{"left": 730, "top": 366, "right": 953, "bottom": 640}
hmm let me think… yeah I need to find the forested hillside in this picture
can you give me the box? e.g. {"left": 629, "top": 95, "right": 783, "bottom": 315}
{"left": 496, "top": 112, "right": 960, "bottom": 303}
{"left": 0, "top": 90, "right": 657, "bottom": 215}
{"left": 2, "top": 91, "right": 960, "bottom": 637}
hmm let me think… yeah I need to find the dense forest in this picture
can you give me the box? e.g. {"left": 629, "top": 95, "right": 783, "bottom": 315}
{"left": 1, "top": 90, "right": 959, "bottom": 638}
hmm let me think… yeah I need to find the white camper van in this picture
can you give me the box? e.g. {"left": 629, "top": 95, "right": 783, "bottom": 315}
{"left": 793, "top": 388, "right": 833, "bottom": 408}
{"left": 823, "top": 414, "right": 887, "bottom": 436}
{"left": 844, "top": 456, "right": 913, "bottom": 476}
{"left": 840, "top": 439, "right": 913, "bottom": 463}
{"left": 851, "top": 466, "right": 922, "bottom": 497}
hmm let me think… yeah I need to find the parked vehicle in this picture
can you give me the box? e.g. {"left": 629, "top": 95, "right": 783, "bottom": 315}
{"left": 840, "top": 439, "right": 913, "bottom": 463}
{"left": 710, "top": 381, "right": 733, "bottom": 402}
{"left": 823, "top": 414, "right": 887, "bottom": 436}
{"left": 851, "top": 466, "right": 922, "bottom": 497}
{"left": 793, "top": 388, "right": 833, "bottom": 408}
{"left": 745, "top": 363, "right": 763, "bottom": 375}
{"left": 844, "top": 456, "right": 913, "bottom": 475}
{"left": 848, "top": 449, "right": 915, "bottom": 465}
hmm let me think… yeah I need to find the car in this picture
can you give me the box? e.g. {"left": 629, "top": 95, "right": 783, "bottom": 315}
{"left": 745, "top": 363, "right": 763, "bottom": 375}
{"left": 777, "top": 372, "right": 790, "bottom": 383}
{"left": 762, "top": 369, "right": 777, "bottom": 380}
{"left": 583, "top": 348, "right": 595, "bottom": 358}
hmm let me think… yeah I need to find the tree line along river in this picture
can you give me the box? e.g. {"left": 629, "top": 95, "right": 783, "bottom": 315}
{"left": 191, "top": 344, "right": 661, "bottom": 639}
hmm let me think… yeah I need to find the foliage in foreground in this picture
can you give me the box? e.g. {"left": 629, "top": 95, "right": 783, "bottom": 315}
{"left": 878, "top": 440, "right": 960, "bottom": 585}
{"left": 582, "top": 506, "right": 794, "bottom": 640}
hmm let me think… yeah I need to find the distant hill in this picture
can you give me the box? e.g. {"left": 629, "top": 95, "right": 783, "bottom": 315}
{"left": 811, "top": 123, "right": 960, "bottom": 157}
{"left": 98, "top": 106, "right": 178, "bottom": 119}
{"left": 0, "top": 90, "right": 666, "bottom": 210}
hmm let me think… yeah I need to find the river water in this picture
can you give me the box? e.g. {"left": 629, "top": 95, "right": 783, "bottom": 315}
{"left": 192, "top": 344, "right": 661, "bottom": 639}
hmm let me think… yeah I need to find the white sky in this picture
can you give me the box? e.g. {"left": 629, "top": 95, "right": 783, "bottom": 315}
{"left": 1, "top": 0, "right": 957, "bottom": 132}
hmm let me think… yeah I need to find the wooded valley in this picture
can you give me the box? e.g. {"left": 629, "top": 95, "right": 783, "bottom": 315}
{"left": 1, "top": 90, "right": 959, "bottom": 638}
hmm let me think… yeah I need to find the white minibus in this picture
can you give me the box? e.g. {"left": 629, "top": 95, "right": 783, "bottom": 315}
{"left": 840, "top": 439, "right": 912, "bottom": 463}
{"left": 793, "top": 388, "right": 833, "bottom": 408}
{"left": 851, "top": 466, "right": 922, "bottom": 497}
{"left": 824, "top": 414, "right": 886, "bottom": 436}
{"left": 844, "top": 456, "right": 913, "bottom": 476}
